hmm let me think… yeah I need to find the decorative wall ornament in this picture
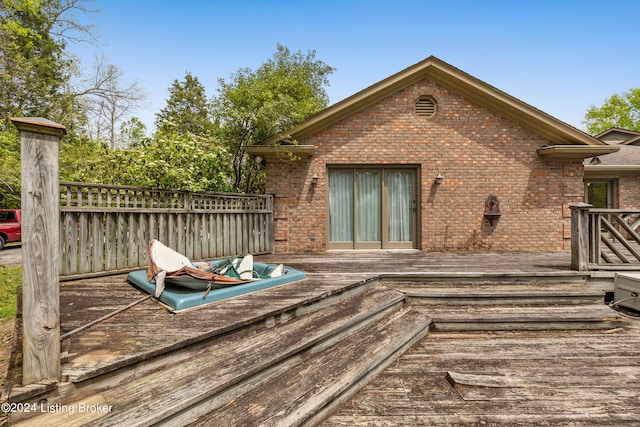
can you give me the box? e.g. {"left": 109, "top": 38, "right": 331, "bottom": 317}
{"left": 483, "top": 195, "right": 501, "bottom": 225}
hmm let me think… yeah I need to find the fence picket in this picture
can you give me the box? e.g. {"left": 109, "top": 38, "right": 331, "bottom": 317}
{"left": 58, "top": 182, "right": 274, "bottom": 278}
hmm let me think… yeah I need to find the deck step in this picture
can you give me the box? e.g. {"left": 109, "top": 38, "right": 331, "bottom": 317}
{"left": 11, "top": 286, "right": 408, "bottom": 426}
{"left": 185, "top": 306, "right": 431, "bottom": 427}
{"left": 389, "top": 281, "right": 605, "bottom": 306}
{"left": 417, "top": 304, "right": 624, "bottom": 332}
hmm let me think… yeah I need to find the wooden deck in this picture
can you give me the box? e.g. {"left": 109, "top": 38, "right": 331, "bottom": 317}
{"left": 325, "top": 323, "right": 640, "bottom": 426}
{"left": 4, "top": 250, "right": 640, "bottom": 426}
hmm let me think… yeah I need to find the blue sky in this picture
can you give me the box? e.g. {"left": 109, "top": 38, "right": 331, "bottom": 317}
{"left": 71, "top": 0, "right": 640, "bottom": 133}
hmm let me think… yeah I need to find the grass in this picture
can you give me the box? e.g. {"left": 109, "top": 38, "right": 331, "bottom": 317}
{"left": 0, "top": 266, "right": 21, "bottom": 320}
{"left": 0, "top": 266, "right": 19, "bottom": 409}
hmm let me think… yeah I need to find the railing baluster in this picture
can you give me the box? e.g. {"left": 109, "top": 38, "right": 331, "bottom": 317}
{"left": 574, "top": 206, "right": 640, "bottom": 271}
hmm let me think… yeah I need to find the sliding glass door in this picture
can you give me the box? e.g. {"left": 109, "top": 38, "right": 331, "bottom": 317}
{"left": 328, "top": 167, "right": 416, "bottom": 249}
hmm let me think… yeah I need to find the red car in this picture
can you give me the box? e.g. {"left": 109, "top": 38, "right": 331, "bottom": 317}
{"left": 0, "top": 209, "right": 21, "bottom": 250}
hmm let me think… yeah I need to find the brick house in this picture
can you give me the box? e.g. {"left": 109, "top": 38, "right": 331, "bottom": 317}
{"left": 246, "top": 56, "right": 618, "bottom": 253}
{"left": 584, "top": 128, "right": 640, "bottom": 209}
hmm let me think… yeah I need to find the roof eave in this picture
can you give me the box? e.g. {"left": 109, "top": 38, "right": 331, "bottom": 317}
{"left": 584, "top": 164, "right": 640, "bottom": 178}
{"left": 243, "top": 145, "right": 315, "bottom": 161}
{"left": 537, "top": 145, "right": 620, "bottom": 160}
{"left": 424, "top": 63, "right": 600, "bottom": 146}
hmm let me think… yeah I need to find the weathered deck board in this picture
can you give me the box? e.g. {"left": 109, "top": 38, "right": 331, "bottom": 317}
{"left": 421, "top": 304, "right": 622, "bottom": 321}
{"left": 60, "top": 278, "right": 147, "bottom": 334}
{"left": 323, "top": 323, "right": 640, "bottom": 426}
{"left": 324, "top": 414, "right": 640, "bottom": 426}
{"left": 58, "top": 273, "right": 380, "bottom": 382}
{"left": 11, "top": 287, "right": 407, "bottom": 426}
{"left": 190, "top": 307, "right": 431, "bottom": 427}
{"left": 447, "top": 370, "right": 640, "bottom": 400}
{"left": 256, "top": 251, "right": 575, "bottom": 274}
{"left": 393, "top": 280, "right": 605, "bottom": 306}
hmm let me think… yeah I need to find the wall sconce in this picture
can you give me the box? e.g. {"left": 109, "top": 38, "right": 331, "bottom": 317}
{"left": 311, "top": 174, "right": 318, "bottom": 185}
{"left": 434, "top": 172, "right": 444, "bottom": 185}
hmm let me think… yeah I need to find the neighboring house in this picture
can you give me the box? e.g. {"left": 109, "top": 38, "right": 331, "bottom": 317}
{"left": 245, "top": 56, "right": 618, "bottom": 253}
{"left": 584, "top": 128, "right": 640, "bottom": 209}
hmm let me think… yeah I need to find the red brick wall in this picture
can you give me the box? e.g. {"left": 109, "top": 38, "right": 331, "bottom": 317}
{"left": 619, "top": 176, "right": 640, "bottom": 208}
{"left": 264, "top": 77, "right": 584, "bottom": 253}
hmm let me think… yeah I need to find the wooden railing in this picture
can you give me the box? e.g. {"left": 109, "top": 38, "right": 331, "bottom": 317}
{"left": 571, "top": 203, "right": 640, "bottom": 271}
{"left": 59, "top": 182, "right": 274, "bottom": 278}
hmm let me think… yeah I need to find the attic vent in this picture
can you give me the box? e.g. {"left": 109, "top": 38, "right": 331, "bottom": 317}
{"left": 415, "top": 97, "right": 437, "bottom": 118}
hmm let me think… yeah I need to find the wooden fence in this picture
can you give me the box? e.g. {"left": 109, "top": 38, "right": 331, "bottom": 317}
{"left": 59, "top": 182, "right": 274, "bottom": 278}
{"left": 571, "top": 203, "right": 640, "bottom": 271}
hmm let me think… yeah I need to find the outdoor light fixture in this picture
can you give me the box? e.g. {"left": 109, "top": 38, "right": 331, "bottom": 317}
{"left": 435, "top": 172, "right": 443, "bottom": 185}
{"left": 255, "top": 155, "right": 263, "bottom": 164}
{"left": 311, "top": 174, "right": 318, "bottom": 185}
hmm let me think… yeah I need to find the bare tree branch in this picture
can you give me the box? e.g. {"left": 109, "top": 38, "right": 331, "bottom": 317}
{"left": 80, "top": 55, "right": 147, "bottom": 147}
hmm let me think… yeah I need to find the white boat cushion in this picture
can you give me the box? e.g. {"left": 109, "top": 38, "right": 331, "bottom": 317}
{"left": 270, "top": 264, "right": 284, "bottom": 278}
{"left": 149, "top": 239, "right": 191, "bottom": 273}
{"left": 235, "top": 254, "right": 254, "bottom": 280}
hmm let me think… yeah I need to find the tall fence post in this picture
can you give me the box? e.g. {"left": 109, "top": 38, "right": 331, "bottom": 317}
{"left": 12, "top": 117, "right": 66, "bottom": 384}
{"left": 569, "top": 202, "right": 592, "bottom": 271}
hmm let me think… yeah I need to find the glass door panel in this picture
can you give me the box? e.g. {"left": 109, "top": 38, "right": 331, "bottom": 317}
{"left": 356, "top": 171, "right": 381, "bottom": 245}
{"left": 387, "top": 171, "right": 413, "bottom": 242}
{"left": 329, "top": 170, "right": 353, "bottom": 244}
{"left": 585, "top": 180, "right": 611, "bottom": 208}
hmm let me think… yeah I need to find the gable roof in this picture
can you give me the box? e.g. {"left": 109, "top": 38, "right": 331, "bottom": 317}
{"left": 626, "top": 136, "right": 640, "bottom": 146}
{"left": 595, "top": 127, "right": 640, "bottom": 146}
{"left": 247, "top": 56, "right": 617, "bottom": 160}
{"left": 585, "top": 127, "right": 640, "bottom": 177}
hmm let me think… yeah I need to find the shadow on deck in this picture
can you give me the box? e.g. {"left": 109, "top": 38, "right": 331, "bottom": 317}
{"left": 4, "top": 251, "right": 640, "bottom": 426}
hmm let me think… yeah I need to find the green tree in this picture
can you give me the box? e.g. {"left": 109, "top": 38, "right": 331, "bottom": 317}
{"left": 212, "top": 43, "right": 334, "bottom": 192}
{"left": 73, "top": 134, "right": 231, "bottom": 192}
{"left": 584, "top": 88, "right": 640, "bottom": 135}
{"left": 0, "top": 131, "right": 20, "bottom": 208}
{"left": 127, "top": 133, "right": 231, "bottom": 191}
{"left": 59, "top": 134, "right": 105, "bottom": 187}
{"left": 0, "top": 0, "right": 95, "bottom": 129}
{"left": 119, "top": 117, "right": 149, "bottom": 148}
{"left": 155, "top": 72, "right": 214, "bottom": 137}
